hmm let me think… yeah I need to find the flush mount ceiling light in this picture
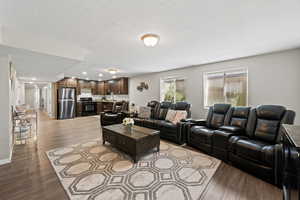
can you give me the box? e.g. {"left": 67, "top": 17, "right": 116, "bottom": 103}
{"left": 141, "top": 33, "right": 160, "bottom": 47}
{"left": 98, "top": 73, "right": 103, "bottom": 77}
{"left": 82, "top": 72, "right": 87, "bottom": 75}
{"left": 112, "top": 75, "right": 117, "bottom": 79}
{"left": 32, "top": 77, "right": 36, "bottom": 81}
{"left": 106, "top": 68, "right": 118, "bottom": 74}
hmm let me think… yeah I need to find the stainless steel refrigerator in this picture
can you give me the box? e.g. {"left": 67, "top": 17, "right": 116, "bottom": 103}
{"left": 57, "top": 88, "right": 76, "bottom": 119}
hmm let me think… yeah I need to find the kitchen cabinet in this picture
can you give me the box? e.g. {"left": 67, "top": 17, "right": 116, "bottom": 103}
{"left": 57, "top": 78, "right": 77, "bottom": 88}
{"left": 97, "top": 82, "right": 105, "bottom": 95}
{"left": 57, "top": 77, "right": 128, "bottom": 96}
{"left": 103, "top": 78, "right": 128, "bottom": 95}
{"left": 90, "top": 81, "right": 97, "bottom": 95}
{"left": 97, "top": 102, "right": 103, "bottom": 114}
{"left": 117, "top": 78, "right": 128, "bottom": 94}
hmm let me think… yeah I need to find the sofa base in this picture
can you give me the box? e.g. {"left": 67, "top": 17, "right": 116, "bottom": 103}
{"left": 212, "top": 148, "right": 228, "bottom": 161}
{"left": 229, "top": 153, "right": 274, "bottom": 184}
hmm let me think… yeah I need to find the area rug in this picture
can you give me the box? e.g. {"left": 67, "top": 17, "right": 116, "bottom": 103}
{"left": 47, "top": 139, "right": 221, "bottom": 200}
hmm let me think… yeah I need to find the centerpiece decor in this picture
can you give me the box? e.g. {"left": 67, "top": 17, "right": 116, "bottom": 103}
{"left": 123, "top": 118, "right": 134, "bottom": 131}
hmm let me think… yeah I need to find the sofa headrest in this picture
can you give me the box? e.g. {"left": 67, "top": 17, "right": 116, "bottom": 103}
{"left": 173, "top": 101, "right": 190, "bottom": 111}
{"left": 147, "top": 100, "right": 159, "bottom": 108}
{"left": 232, "top": 107, "right": 251, "bottom": 118}
{"left": 160, "top": 101, "right": 172, "bottom": 109}
{"left": 213, "top": 104, "right": 231, "bottom": 114}
{"left": 256, "top": 105, "right": 286, "bottom": 120}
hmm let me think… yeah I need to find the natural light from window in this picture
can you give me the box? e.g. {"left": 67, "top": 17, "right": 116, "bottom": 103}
{"left": 204, "top": 69, "right": 248, "bottom": 107}
{"left": 160, "top": 78, "right": 186, "bottom": 103}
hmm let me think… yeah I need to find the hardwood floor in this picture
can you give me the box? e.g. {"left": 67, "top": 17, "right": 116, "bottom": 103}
{"left": 0, "top": 112, "right": 282, "bottom": 200}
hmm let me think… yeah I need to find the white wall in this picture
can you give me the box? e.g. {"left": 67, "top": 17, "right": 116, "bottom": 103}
{"left": 0, "top": 56, "right": 13, "bottom": 164}
{"left": 129, "top": 48, "right": 300, "bottom": 124}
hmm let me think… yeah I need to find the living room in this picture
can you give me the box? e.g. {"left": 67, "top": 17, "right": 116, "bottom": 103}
{"left": 0, "top": 1, "right": 300, "bottom": 200}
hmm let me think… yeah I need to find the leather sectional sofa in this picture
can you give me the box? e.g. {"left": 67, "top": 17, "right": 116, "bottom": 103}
{"left": 187, "top": 104, "right": 296, "bottom": 184}
{"left": 134, "top": 101, "right": 191, "bottom": 144}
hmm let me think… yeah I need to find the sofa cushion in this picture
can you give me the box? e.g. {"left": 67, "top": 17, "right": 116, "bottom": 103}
{"left": 234, "top": 138, "right": 274, "bottom": 166}
{"left": 172, "top": 110, "right": 187, "bottom": 124}
{"left": 254, "top": 119, "right": 280, "bottom": 143}
{"left": 165, "top": 109, "right": 177, "bottom": 122}
{"left": 210, "top": 113, "right": 226, "bottom": 129}
{"left": 159, "top": 121, "right": 177, "bottom": 130}
{"left": 213, "top": 130, "right": 233, "bottom": 149}
{"left": 190, "top": 126, "right": 214, "bottom": 145}
{"left": 138, "top": 106, "right": 151, "bottom": 119}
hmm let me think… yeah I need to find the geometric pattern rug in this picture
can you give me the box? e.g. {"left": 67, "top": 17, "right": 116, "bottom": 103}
{"left": 46, "top": 139, "right": 221, "bottom": 200}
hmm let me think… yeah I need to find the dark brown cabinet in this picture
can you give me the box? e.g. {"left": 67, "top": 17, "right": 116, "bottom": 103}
{"left": 57, "top": 78, "right": 77, "bottom": 88}
{"left": 104, "top": 78, "right": 128, "bottom": 95}
{"left": 57, "top": 77, "right": 128, "bottom": 96}
{"left": 90, "top": 81, "right": 97, "bottom": 95}
{"left": 96, "top": 82, "right": 105, "bottom": 95}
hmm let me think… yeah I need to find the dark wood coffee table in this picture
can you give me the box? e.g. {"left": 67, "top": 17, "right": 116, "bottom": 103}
{"left": 102, "top": 124, "right": 160, "bottom": 163}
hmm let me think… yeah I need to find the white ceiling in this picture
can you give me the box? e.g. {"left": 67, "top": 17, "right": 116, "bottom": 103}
{"left": 1, "top": 0, "right": 300, "bottom": 82}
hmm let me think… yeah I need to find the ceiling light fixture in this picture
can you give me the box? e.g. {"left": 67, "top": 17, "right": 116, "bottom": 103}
{"left": 107, "top": 69, "right": 118, "bottom": 74}
{"left": 86, "top": 77, "right": 89, "bottom": 80}
{"left": 112, "top": 75, "right": 117, "bottom": 79}
{"left": 98, "top": 73, "right": 103, "bottom": 77}
{"left": 32, "top": 77, "right": 36, "bottom": 81}
{"left": 141, "top": 33, "right": 160, "bottom": 47}
{"left": 82, "top": 72, "right": 87, "bottom": 75}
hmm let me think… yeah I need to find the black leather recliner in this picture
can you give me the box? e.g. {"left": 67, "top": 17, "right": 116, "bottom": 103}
{"left": 100, "top": 101, "right": 128, "bottom": 126}
{"left": 228, "top": 105, "right": 295, "bottom": 183}
{"left": 133, "top": 101, "right": 191, "bottom": 144}
{"left": 212, "top": 106, "right": 251, "bottom": 161}
{"left": 187, "top": 104, "right": 231, "bottom": 154}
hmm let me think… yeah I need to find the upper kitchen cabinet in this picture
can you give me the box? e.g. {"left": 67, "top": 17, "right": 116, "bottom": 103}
{"left": 117, "top": 77, "right": 128, "bottom": 94}
{"left": 77, "top": 79, "right": 91, "bottom": 95}
{"left": 57, "top": 77, "right": 77, "bottom": 88}
{"left": 89, "top": 81, "right": 97, "bottom": 95}
{"left": 97, "top": 81, "right": 105, "bottom": 95}
{"left": 104, "top": 78, "right": 128, "bottom": 95}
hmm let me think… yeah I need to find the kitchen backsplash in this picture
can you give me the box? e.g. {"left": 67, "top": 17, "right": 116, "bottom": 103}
{"left": 77, "top": 94, "right": 129, "bottom": 101}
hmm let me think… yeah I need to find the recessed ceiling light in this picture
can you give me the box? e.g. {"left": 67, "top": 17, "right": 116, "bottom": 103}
{"left": 141, "top": 33, "right": 160, "bottom": 47}
{"left": 98, "top": 79, "right": 102, "bottom": 81}
{"left": 29, "top": 82, "right": 33, "bottom": 84}
{"left": 82, "top": 72, "right": 87, "bottom": 75}
{"left": 32, "top": 77, "right": 36, "bottom": 81}
{"left": 112, "top": 75, "right": 117, "bottom": 79}
{"left": 98, "top": 73, "right": 103, "bottom": 77}
{"left": 86, "top": 77, "right": 89, "bottom": 80}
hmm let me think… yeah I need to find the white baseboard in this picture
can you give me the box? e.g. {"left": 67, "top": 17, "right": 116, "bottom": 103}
{"left": 0, "top": 157, "right": 11, "bottom": 165}
{"left": 0, "top": 145, "right": 13, "bottom": 166}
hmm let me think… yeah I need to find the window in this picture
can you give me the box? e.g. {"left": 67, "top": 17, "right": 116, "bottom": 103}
{"left": 204, "top": 69, "right": 248, "bottom": 107}
{"left": 160, "top": 78, "right": 186, "bottom": 103}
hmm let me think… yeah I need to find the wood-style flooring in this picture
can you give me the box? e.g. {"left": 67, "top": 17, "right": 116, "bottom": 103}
{"left": 0, "top": 112, "right": 282, "bottom": 200}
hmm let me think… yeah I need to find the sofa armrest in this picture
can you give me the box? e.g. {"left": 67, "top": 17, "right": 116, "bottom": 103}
{"left": 189, "top": 119, "right": 207, "bottom": 126}
{"left": 219, "top": 125, "right": 243, "bottom": 133}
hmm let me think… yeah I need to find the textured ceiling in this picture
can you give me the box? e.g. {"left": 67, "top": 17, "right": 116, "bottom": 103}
{"left": 1, "top": 0, "right": 300, "bottom": 82}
